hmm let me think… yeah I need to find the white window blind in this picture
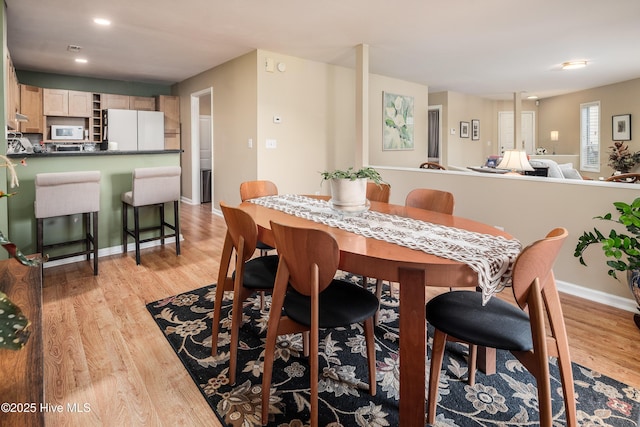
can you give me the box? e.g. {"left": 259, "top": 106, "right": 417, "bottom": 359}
{"left": 580, "top": 101, "right": 600, "bottom": 172}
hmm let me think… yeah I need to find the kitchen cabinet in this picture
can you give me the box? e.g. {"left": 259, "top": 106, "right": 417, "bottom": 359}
{"left": 156, "top": 95, "right": 180, "bottom": 149}
{"left": 130, "top": 96, "right": 156, "bottom": 111}
{"left": 156, "top": 95, "right": 180, "bottom": 134}
{"left": 6, "top": 53, "right": 20, "bottom": 130}
{"left": 19, "top": 85, "right": 44, "bottom": 134}
{"left": 43, "top": 89, "right": 91, "bottom": 117}
{"left": 101, "top": 94, "right": 130, "bottom": 110}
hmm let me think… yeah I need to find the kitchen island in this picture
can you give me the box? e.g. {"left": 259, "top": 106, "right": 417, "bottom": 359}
{"left": 6, "top": 150, "right": 181, "bottom": 260}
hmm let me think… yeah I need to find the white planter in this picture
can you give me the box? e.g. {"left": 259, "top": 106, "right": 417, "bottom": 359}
{"left": 330, "top": 178, "right": 367, "bottom": 207}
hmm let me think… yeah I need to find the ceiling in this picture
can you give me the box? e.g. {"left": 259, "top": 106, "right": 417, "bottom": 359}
{"left": 6, "top": 0, "right": 640, "bottom": 100}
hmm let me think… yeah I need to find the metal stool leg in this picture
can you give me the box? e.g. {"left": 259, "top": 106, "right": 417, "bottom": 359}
{"left": 93, "top": 211, "right": 99, "bottom": 275}
{"left": 134, "top": 206, "right": 141, "bottom": 265}
{"left": 174, "top": 200, "right": 180, "bottom": 255}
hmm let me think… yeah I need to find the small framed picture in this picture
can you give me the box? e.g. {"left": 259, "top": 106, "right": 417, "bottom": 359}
{"left": 460, "top": 121, "right": 470, "bottom": 138}
{"left": 471, "top": 119, "right": 480, "bottom": 140}
{"left": 612, "top": 114, "right": 631, "bottom": 141}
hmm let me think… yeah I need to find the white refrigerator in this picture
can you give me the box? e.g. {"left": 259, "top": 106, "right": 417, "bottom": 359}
{"left": 103, "top": 109, "right": 165, "bottom": 151}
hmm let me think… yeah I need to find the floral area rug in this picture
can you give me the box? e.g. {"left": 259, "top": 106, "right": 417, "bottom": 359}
{"left": 146, "top": 273, "right": 640, "bottom": 426}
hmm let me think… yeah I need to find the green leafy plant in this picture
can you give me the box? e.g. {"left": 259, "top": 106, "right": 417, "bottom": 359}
{"left": 607, "top": 141, "right": 640, "bottom": 174}
{"left": 320, "top": 166, "right": 385, "bottom": 185}
{"left": 574, "top": 197, "right": 640, "bottom": 279}
{"left": 0, "top": 155, "right": 46, "bottom": 350}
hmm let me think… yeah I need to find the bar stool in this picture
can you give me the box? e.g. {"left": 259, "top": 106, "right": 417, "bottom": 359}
{"left": 34, "top": 171, "right": 101, "bottom": 275}
{"left": 121, "top": 166, "right": 181, "bottom": 265}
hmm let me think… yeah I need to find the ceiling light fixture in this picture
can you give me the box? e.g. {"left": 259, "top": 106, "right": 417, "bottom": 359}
{"left": 527, "top": 95, "right": 538, "bottom": 100}
{"left": 93, "top": 18, "right": 111, "bottom": 26}
{"left": 562, "top": 61, "right": 587, "bottom": 70}
{"left": 75, "top": 58, "right": 88, "bottom": 64}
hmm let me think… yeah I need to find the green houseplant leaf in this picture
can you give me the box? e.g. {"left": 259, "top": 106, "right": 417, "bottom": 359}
{"left": 0, "top": 290, "right": 30, "bottom": 350}
{"left": 574, "top": 197, "right": 640, "bottom": 279}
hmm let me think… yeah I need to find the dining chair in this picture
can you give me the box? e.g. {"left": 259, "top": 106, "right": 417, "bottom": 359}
{"left": 211, "top": 202, "right": 279, "bottom": 384}
{"left": 426, "top": 227, "right": 577, "bottom": 427}
{"left": 365, "top": 181, "right": 390, "bottom": 203}
{"left": 240, "top": 180, "right": 279, "bottom": 309}
{"left": 419, "top": 161, "right": 446, "bottom": 170}
{"left": 261, "top": 221, "right": 379, "bottom": 426}
{"left": 405, "top": 188, "right": 454, "bottom": 215}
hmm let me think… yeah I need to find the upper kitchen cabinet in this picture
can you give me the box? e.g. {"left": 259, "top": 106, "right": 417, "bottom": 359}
{"left": 156, "top": 95, "right": 180, "bottom": 134}
{"left": 19, "top": 85, "right": 43, "bottom": 134}
{"left": 101, "top": 94, "right": 130, "bottom": 110}
{"left": 43, "top": 89, "right": 92, "bottom": 117}
{"left": 6, "top": 53, "right": 20, "bottom": 130}
{"left": 130, "top": 96, "right": 156, "bottom": 111}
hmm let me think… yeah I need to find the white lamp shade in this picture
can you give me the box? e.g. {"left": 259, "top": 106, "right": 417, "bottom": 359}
{"left": 497, "top": 150, "right": 534, "bottom": 171}
{"left": 550, "top": 131, "right": 559, "bottom": 141}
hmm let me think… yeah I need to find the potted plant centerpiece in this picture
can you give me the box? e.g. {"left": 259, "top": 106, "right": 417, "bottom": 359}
{"left": 320, "top": 166, "right": 384, "bottom": 210}
{"left": 574, "top": 197, "right": 640, "bottom": 329}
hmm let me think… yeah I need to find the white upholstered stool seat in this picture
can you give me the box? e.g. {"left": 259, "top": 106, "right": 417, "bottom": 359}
{"left": 121, "top": 166, "right": 181, "bottom": 265}
{"left": 34, "top": 171, "right": 101, "bottom": 275}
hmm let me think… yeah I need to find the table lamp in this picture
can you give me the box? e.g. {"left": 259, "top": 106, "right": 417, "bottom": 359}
{"left": 497, "top": 150, "right": 534, "bottom": 174}
{"left": 550, "top": 131, "right": 559, "bottom": 154}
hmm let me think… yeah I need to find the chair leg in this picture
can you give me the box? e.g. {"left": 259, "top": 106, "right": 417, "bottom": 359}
{"left": 83, "top": 212, "right": 90, "bottom": 262}
{"left": 159, "top": 203, "right": 166, "bottom": 246}
{"left": 212, "top": 234, "right": 234, "bottom": 356}
{"left": 427, "top": 329, "right": 447, "bottom": 425}
{"left": 467, "top": 344, "right": 477, "bottom": 385}
{"left": 310, "top": 272, "right": 320, "bottom": 427}
{"left": 374, "top": 279, "right": 383, "bottom": 325}
{"left": 92, "top": 211, "right": 99, "bottom": 275}
{"left": 134, "top": 206, "right": 141, "bottom": 265}
{"left": 122, "top": 202, "right": 128, "bottom": 254}
{"left": 36, "top": 218, "right": 44, "bottom": 258}
{"left": 363, "top": 317, "right": 377, "bottom": 395}
{"left": 229, "top": 284, "right": 252, "bottom": 385}
{"left": 173, "top": 200, "right": 180, "bottom": 255}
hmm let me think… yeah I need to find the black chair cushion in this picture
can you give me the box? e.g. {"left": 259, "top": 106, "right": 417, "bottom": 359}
{"left": 232, "top": 254, "right": 279, "bottom": 290}
{"left": 284, "top": 279, "right": 380, "bottom": 328}
{"left": 426, "top": 291, "right": 533, "bottom": 352}
{"left": 256, "top": 241, "right": 274, "bottom": 252}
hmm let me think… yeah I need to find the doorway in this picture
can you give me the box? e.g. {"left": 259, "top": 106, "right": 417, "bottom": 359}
{"left": 498, "top": 111, "right": 536, "bottom": 154}
{"left": 428, "top": 105, "right": 443, "bottom": 163}
{"left": 190, "top": 88, "right": 213, "bottom": 209}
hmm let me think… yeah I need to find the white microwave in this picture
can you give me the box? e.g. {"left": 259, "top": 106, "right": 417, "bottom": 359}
{"left": 51, "top": 125, "right": 84, "bottom": 140}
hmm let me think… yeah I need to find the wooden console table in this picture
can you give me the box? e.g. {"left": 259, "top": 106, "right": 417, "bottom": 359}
{"left": 0, "top": 260, "right": 44, "bottom": 427}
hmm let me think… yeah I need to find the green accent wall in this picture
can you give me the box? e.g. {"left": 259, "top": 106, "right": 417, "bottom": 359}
{"left": 16, "top": 70, "right": 172, "bottom": 97}
{"left": 7, "top": 152, "right": 180, "bottom": 256}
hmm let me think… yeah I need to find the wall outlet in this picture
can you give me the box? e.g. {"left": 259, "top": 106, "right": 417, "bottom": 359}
{"left": 266, "top": 139, "right": 277, "bottom": 149}
{"left": 450, "top": 128, "right": 456, "bottom": 135}
{"left": 248, "top": 138, "right": 253, "bottom": 148}
{"left": 273, "top": 116, "right": 281, "bottom": 124}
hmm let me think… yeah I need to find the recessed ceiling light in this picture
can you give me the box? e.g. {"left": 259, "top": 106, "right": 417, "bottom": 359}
{"left": 75, "top": 58, "right": 88, "bottom": 64}
{"left": 527, "top": 95, "right": 538, "bottom": 100}
{"left": 93, "top": 17, "right": 111, "bottom": 26}
{"left": 562, "top": 61, "right": 587, "bottom": 70}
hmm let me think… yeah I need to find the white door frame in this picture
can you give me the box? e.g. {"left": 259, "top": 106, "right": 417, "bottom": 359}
{"left": 190, "top": 87, "right": 213, "bottom": 209}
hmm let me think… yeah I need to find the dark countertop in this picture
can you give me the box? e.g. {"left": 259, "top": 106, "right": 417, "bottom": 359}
{"left": 7, "top": 149, "right": 182, "bottom": 159}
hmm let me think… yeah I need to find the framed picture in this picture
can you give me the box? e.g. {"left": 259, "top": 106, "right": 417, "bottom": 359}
{"left": 612, "top": 114, "right": 631, "bottom": 141}
{"left": 471, "top": 119, "right": 480, "bottom": 140}
{"left": 460, "top": 121, "right": 470, "bottom": 138}
{"left": 383, "top": 92, "right": 415, "bottom": 150}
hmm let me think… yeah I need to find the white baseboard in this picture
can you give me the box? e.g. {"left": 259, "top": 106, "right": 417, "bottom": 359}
{"left": 557, "top": 279, "right": 638, "bottom": 313}
{"left": 42, "top": 236, "right": 181, "bottom": 269}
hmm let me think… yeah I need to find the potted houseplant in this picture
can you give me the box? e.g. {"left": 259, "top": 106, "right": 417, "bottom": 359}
{"left": 320, "top": 166, "right": 384, "bottom": 208}
{"left": 574, "top": 197, "right": 640, "bottom": 329}
{"left": 607, "top": 141, "right": 640, "bottom": 174}
{"left": 0, "top": 155, "right": 45, "bottom": 350}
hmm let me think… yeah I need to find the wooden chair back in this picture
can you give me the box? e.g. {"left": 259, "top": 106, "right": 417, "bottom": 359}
{"left": 405, "top": 188, "right": 454, "bottom": 214}
{"left": 219, "top": 201, "right": 258, "bottom": 262}
{"left": 270, "top": 221, "right": 340, "bottom": 296}
{"left": 366, "top": 182, "right": 391, "bottom": 203}
{"left": 605, "top": 173, "right": 640, "bottom": 183}
{"left": 511, "top": 227, "right": 568, "bottom": 309}
{"left": 419, "top": 161, "right": 446, "bottom": 170}
{"left": 239, "top": 180, "right": 278, "bottom": 201}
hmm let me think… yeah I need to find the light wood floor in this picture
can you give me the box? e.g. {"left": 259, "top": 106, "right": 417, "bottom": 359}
{"left": 42, "top": 202, "right": 640, "bottom": 426}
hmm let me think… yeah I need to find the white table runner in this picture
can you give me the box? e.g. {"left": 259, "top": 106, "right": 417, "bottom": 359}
{"left": 249, "top": 194, "right": 522, "bottom": 303}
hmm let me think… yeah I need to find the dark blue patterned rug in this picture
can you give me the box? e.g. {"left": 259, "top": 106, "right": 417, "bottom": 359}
{"left": 146, "top": 274, "right": 640, "bottom": 426}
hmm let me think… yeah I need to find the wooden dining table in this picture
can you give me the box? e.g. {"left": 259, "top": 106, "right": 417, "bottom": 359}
{"left": 239, "top": 195, "right": 516, "bottom": 426}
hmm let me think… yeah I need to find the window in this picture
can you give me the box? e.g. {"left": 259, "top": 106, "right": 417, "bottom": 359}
{"left": 580, "top": 101, "right": 600, "bottom": 172}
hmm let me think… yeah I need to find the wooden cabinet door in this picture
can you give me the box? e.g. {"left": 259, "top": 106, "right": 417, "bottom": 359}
{"left": 164, "top": 132, "right": 181, "bottom": 150}
{"left": 157, "top": 95, "right": 180, "bottom": 133}
{"left": 43, "top": 89, "right": 69, "bottom": 116}
{"left": 68, "top": 90, "right": 92, "bottom": 118}
{"left": 19, "top": 85, "right": 43, "bottom": 133}
{"left": 102, "top": 94, "right": 130, "bottom": 110}
{"left": 130, "top": 96, "right": 156, "bottom": 111}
